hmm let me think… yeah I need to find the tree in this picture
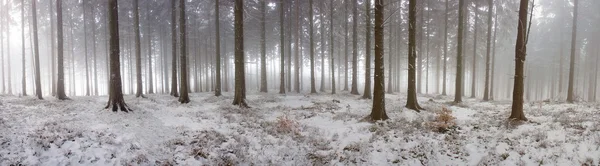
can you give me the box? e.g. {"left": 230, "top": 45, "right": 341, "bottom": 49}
{"left": 56, "top": 0, "right": 67, "bottom": 100}
{"left": 362, "top": 0, "right": 372, "bottom": 99}
{"left": 471, "top": 0, "right": 479, "bottom": 98}
{"left": 309, "top": 0, "right": 317, "bottom": 94}
{"left": 566, "top": 0, "right": 578, "bottom": 103}
{"left": 442, "top": 0, "right": 448, "bottom": 96}
{"left": 371, "top": 0, "right": 388, "bottom": 121}
{"left": 105, "top": 0, "right": 130, "bottom": 112}
{"left": 330, "top": 0, "right": 335, "bottom": 95}
{"left": 82, "top": 0, "right": 90, "bottom": 96}
{"left": 350, "top": 0, "right": 359, "bottom": 95}
{"left": 178, "top": 0, "right": 190, "bottom": 104}
{"left": 294, "top": 0, "right": 300, "bottom": 93}
{"left": 232, "top": 0, "right": 248, "bottom": 107}
{"left": 406, "top": 0, "right": 422, "bottom": 111}
{"left": 170, "top": 0, "right": 179, "bottom": 97}
{"left": 214, "top": 0, "right": 221, "bottom": 97}
{"left": 509, "top": 0, "right": 531, "bottom": 121}
{"left": 32, "top": 0, "right": 42, "bottom": 99}
{"left": 343, "top": 0, "right": 349, "bottom": 91}
{"left": 483, "top": 0, "right": 493, "bottom": 101}
{"left": 21, "top": 0, "right": 26, "bottom": 96}
{"left": 454, "top": 0, "right": 465, "bottom": 104}
{"left": 279, "top": 0, "right": 286, "bottom": 94}
{"left": 133, "top": 0, "right": 144, "bottom": 98}
{"left": 319, "top": 0, "right": 326, "bottom": 93}
{"left": 260, "top": 0, "right": 267, "bottom": 93}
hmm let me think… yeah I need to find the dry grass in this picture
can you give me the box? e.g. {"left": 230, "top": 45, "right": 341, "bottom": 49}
{"left": 428, "top": 107, "right": 457, "bottom": 133}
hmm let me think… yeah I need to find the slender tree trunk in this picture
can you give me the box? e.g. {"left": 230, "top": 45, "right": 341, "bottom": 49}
{"left": 509, "top": 0, "right": 530, "bottom": 121}
{"left": 21, "top": 0, "right": 27, "bottom": 96}
{"left": 50, "top": 0, "right": 56, "bottom": 96}
{"left": 56, "top": 0, "right": 67, "bottom": 100}
{"left": 233, "top": 0, "right": 248, "bottom": 107}
{"left": 6, "top": 2, "right": 11, "bottom": 95}
{"left": 178, "top": 0, "right": 189, "bottom": 103}
{"left": 566, "top": 0, "right": 578, "bottom": 103}
{"left": 134, "top": 0, "right": 144, "bottom": 98}
{"left": 32, "top": 0, "right": 42, "bottom": 99}
{"left": 362, "top": 0, "right": 372, "bottom": 99}
{"left": 279, "top": 0, "right": 286, "bottom": 94}
{"left": 105, "top": 0, "right": 130, "bottom": 112}
{"left": 147, "top": 6, "right": 154, "bottom": 94}
{"left": 344, "top": 0, "right": 349, "bottom": 91}
{"left": 330, "top": 0, "right": 335, "bottom": 95}
{"left": 319, "top": 0, "right": 325, "bottom": 93}
{"left": 294, "top": 0, "right": 300, "bottom": 93}
{"left": 259, "top": 0, "right": 267, "bottom": 93}
{"left": 490, "top": 13, "right": 497, "bottom": 100}
{"left": 170, "top": 0, "right": 179, "bottom": 97}
{"left": 442, "top": 0, "right": 448, "bottom": 96}
{"left": 471, "top": 1, "right": 478, "bottom": 98}
{"left": 371, "top": 0, "right": 388, "bottom": 121}
{"left": 350, "top": 0, "right": 359, "bottom": 95}
{"left": 82, "top": 1, "right": 90, "bottom": 96}
{"left": 483, "top": 0, "right": 493, "bottom": 101}
{"left": 214, "top": 0, "right": 221, "bottom": 96}
{"left": 309, "top": 0, "right": 317, "bottom": 94}
{"left": 406, "top": 0, "right": 422, "bottom": 111}
{"left": 92, "top": 5, "right": 98, "bottom": 96}
{"left": 454, "top": 0, "right": 465, "bottom": 103}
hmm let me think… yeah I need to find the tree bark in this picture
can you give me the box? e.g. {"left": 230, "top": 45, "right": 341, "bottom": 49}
{"left": 566, "top": 0, "right": 578, "bottom": 103}
{"left": 21, "top": 0, "right": 27, "bottom": 96}
{"left": 350, "top": 0, "right": 359, "bottom": 95}
{"left": 178, "top": 0, "right": 190, "bottom": 103}
{"left": 319, "top": 0, "right": 326, "bottom": 93}
{"left": 233, "top": 0, "right": 248, "bottom": 107}
{"left": 134, "top": 0, "right": 144, "bottom": 98}
{"left": 56, "top": 0, "right": 67, "bottom": 100}
{"left": 483, "top": 0, "right": 493, "bottom": 101}
{"left": 362, "top": 0, "right": 372, "bottom": 99}
{"left": 406, "top": 0, "right": 422, "bottom": 111}
{"left": 294, "top": 0, "right": 300, "bottom": 93}
{"left": 509, "top": 0, "right": 530, "bottom": 121}
{"left": 471, "top": 1, "right": 478, "bottom": 98}
{"left": 330, "top": 0, "right": 335, "bottom": 95}
{"left": 259, "top": 0, "right": 267, "bottom": 93}
{"left": 105, "top": 0, "right": 130, "bottom": 112}
{"left": 214, "top": 0, "right": 221, "bottom": 96}
{"left": 343, "top": 0, "right": 349, "bottom": 91}
{"left": 454, "top": 0, "right": 465, "bottom": 103}
{"left": 32, "top": 0, "right": 42, "bottom": 99}
{"left": 280, "top": 0, "right": 286, "bottom": 94}
{"left": 170, "top": 0, "right": 179, "bottom": 97}
{"left": 442, "top": 0, "right": 448, "bottom": 96}
{"left": 309, "top": 0, "right": 317, "bottom": 94}
{"left": 371, "top": 0, "right": 388, "bottom": 121}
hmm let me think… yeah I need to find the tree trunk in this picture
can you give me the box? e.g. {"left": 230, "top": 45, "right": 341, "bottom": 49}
{"left": 362, "top": 0, "right": 372, "bottom": 99}
{"left": 279, "top": 0, "right": 286, "bottom": 94}
{"left": 343, "top": 0, "right": 349, "bottom": 91}
{"left": 105, "top": 0, "right": 130, "bottom": 112}
{"left": 259, "top": 0, "right": 267, "bottom": 93}
{"left": 309, "top": 0, "right": 317, "bottom": 94}
{"left": 319, "top": 0, "right": 325, "bottom": 93}
{"left": 442, "top": 0, "right": 448, "bottom": 96}
{"left": 371, "top": 0, "right": 388, "bottom": 121}
{"left": 170, "top": 0, "right": 179, "bottom": 97}
{"left": 147, "top": 6, "right": 154, "bottom": 94}
{"left": 21, "top": 0, "right": 27, "bottom": 96}
{"left": 509, "top": 0, "right": 530, "bottom": 121}
{"left": 214, "top": 0, "right": 221, "bottom": 96}
{"left": 350, "top": 0, "right": 359, "bottom": 95}
{"left": 483, "top": 0, "right": 493, "bottom": 101}
{"left": 134, "top": 0, "right": 144, "bottom": 98}
{"left": 471, "top": 1, "right": 478, "bottom": 98}
{"left": 6, "top": 1, "right": 12, "bottom": 95}
{"left": 50, "top": 0, "right": 56, "bottom": 96}
{"left": 330, "top": 0, "right": 335, "bottom": 95}
{"left": 82, "top": 1, "right": 90, "bottom": 96}
{"left": 233, "top": 0, "right": 248, "bottom": 107}
{"left": 566, "top": 0, "right": 578, "bottom": 103}
{"left": 294, "top": 0, "right": 300, "bottom": 93}
{"left": 56, "top": 0, "right": 67, "bottom": 100}
{"left": 454, "top": 0, "right": 465, "bottom": 103}
{"left": 92, "top": 5, "right": 98, "bottom": 96}
{"left": 406, "top": 0, "right": 422, "bottom": 111}
{"left": 178, "top": 0, "right": 190, "bottom": 103}
{"left": 32, "top": 0, "right": 42, "bottom": 99}
{"left": 490, "top": 13, "right": 497, "bottom": 100}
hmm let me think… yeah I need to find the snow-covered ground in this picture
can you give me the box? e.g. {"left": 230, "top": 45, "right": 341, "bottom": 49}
{"left": 1, "top": 92, "right": 599, "bottom": 165}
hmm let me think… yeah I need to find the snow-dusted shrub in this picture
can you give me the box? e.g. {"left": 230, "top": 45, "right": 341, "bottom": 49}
{"left": 30, "top": 122, "right": 83, "bottom": 150}
{"left": 276, "top": 115, "right": 301, "bottom": 135}
{"left": 428, "top": 107, "right": 457, "bottom": 133}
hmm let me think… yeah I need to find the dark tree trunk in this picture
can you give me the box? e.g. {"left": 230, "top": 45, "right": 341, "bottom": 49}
{"left": 471, "top": 1, "right": 478, "bottom": 98}
{"left": 454, "top": 0, "right": 465, "bottom": 103}
{"left": 350, "top": 0, "right": 359, "bottom": 95}
{"left": 442, "top": 0, "right": 448, "bottom": 96}
{"left": 32, "top": 0, "right": 42, "bottom": 99}
{"left": 566, "top": 0, "right": 578, "bottom": 103}
{"left": 294, "top": 0, "right": 300, "bottom": 93}
{"left": 362, "top": 0, "right": 372, "bottom": 99}
{"left": 406, "top": 0, "right": 422, "bottom": 111}
{"left": 509, "top": 0, "right": 530, "bottom": 121}
{"left": 371, "top": 0, "right": 388, "bottom": 121}
{"left": 233, "top": 0, "right": 248, "bottom": 107}
{"left": 22, "top": 0, "right": 27, "bottom": 96}
{"left": 147, "top": 6, "right": 154, "bottom": 94}
{"left": 330, "top": 0, "right": 335, "bottom": 95}
{"left": 490, "top": 13, "right": 498, "bottom": 100}
{"left": 178, "top": 0, "right": 190, "bottom": 104}
{"left": 134, "top": 0, "right": 144, "bottom": 98}
{"left": 309, "top": 0, "right": 317, "bottom": 94}
{"left": 56, "top": 0, "right": 67, "bottom": 100}
{"left": 279, "top": 0, "right": 286, "bottom": 94}
{"left": 170, "top": 0, "right": 179, "bottom": 97}
{"left": 92, "top": 5, "right": 98, "bottom": 96}
{"left": 319, "top": 0, "right": 325, "bottom": 93}
{"left": 344, "top": 0, "right": 349, "bottom": 91}
{"left": 82, "top": 1, "right": 90, "bottom": 96}
{"left": 50, "top": 0, "right": 55, "bottom": 96}
{"left": 105, "top": 0, "right": 130, "bottom": 112}
{"left": 483, "top": 0, "right": 493, "bottom": 101}
{"left": 214, "top": 0, "right": 221, "bottom": 96}
{"left": 259, "top": 0, "right": 267, "bottom": 93}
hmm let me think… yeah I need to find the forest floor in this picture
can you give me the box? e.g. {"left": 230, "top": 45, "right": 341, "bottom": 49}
{"left": 0, "top": 92, "right": 599, "bottom": 166}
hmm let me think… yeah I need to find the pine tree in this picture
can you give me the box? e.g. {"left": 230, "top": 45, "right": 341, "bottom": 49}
{"left": 105, "top": 0, "right": 131, "bottom": 112}
{"left": 406, "top": 0, "right": 422, "bottom": 111}
{"left": 56, "top": 0, "right": 67, "bottom": 100}
{"left": 566, "top": 0, "right": 578, "bottom": 103}
{"left": 509, "top": 0, "right": 531, "bottom": 121}
{"left": 371, "top": 0, "right": 388, "bottom": 121}
{"left": 362, "top": 0, "right": 372, "bottom": 99}
{"left": 32, "top": 0, "right": 42, "bottom": 99}
{"left": 170, "top": 0, "right": 179, "bottom": 97}
{"left": 454, "top": 0, "right": 465, "bottom": 104}
{"left": 178, "top": 0, "right": 190, "bottom": 104}
{"left": 232, "top": 0, "right": 248, "bottom": 107}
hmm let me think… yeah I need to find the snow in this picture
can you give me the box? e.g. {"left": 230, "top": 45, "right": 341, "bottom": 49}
{"left": 1, "top": 93, "right": 599, "bottom": 165}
